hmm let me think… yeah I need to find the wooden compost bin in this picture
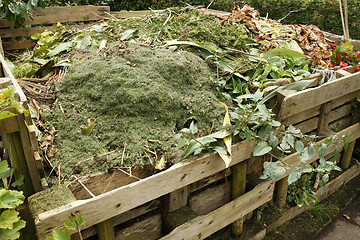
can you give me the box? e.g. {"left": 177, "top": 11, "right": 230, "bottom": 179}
{"left": 1, "top": 5, "right": 360, "bottom": 240}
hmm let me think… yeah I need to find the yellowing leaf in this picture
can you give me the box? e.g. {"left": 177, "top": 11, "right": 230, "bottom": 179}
{"left": 81, "top": 121, "right": 95, "bottom": 136}
{"left": 155, "top": 156, "right": 166, "bottom": 170}
{"left": 219, "top": 102, "right": 232, "bottom": 168}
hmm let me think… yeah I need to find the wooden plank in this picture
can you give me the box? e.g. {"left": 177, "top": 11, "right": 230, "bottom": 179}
{"left": 17, "top": 114, "right": 42, "bottom": 192}
{"left": 282, "top": 90, "right": 360, "bottom": 126}
{"left": 189, "top": 182, "right": 231, "bottom": 215}
{"left": 110, "top": 10, "right": 157, "bottom": 19}
{"left": 34, "top": 140, "right": 255, "bottom": 239}
{"left": 190, "top": 168, "right": 231, "bottom": 193}
{"left": 278, "top": 72, "right": 360, "bottom": 121}
{"left": 274, "top": 176, "right": 288, "bottom": 208}
{"left": 3, "top": 132, "right": 35, "bottom": 197}
{"left": 0, "top": 6, "right": 111, "bottom": 28}
{"left": 160, "top": 181, "right": 275, "bottom": 240}
{"left": 2, "top": 40, "right": 36, "bottom": 51}
{"left": 0, "top": 116, "right": 19, "bottom": 136}
{"left": 0, "top": 77, "right": 11, "bottom": 88}
{"left": 115, "top": 214, "right": 162, "bottom": 240}
{"left": 168, "top": 186, "right": 190, "bottom": 213}
{"left": 0, "top": 52, "right": 26, "bottom": 101}
{"left": 231, "top": 161, "right": 247, "bottom": 236}
{"left": 0, "top": 24, "right": 89, "bottom": 39}
{"left": 329, "top": 116, "right": 352, "bottom": 132}
{"left": 317, "top": 102, "right": 333, "bottom": 136}
{"left": 96, "top": 219, "right": 115, "bottom": 240}
{"left": 82, "top": 200, "right": 160, "bottom": 239}
{"left": 293, "top": 103, "right": 353, "bottom": 134}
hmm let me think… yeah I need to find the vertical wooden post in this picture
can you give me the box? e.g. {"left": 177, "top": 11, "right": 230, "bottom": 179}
{"left": 231, "top": 161, "right": 247, "bottom": 237}
{"left": 96, "top": 219, "right": 115, "bottom": 240}
{"left": 274, "top": 176, "right": 289, "bottom": 208}
{"left": 3, "top": 132, "right": 35, "bottom": 197}
{"left": 340, "top": 115, "right": 358, "bottom": 170}
{"left": 168, "top": 186, "right": 190, "bottom": 213}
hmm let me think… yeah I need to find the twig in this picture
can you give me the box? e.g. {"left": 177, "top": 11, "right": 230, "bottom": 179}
{"left": 121, "top": 143, "right": 126, "bottom": 165}
{"left": 75, "top": 175, "right": 96, "bottom": 198}
{"left": 278, "top": 7, "right": 306, "bottom": 23}
{"left": 31, "top": 98, "right": 41, "bottom": 120}
{"left": 339, "top": 0, "right": 347, "bottom": 40}
{"left": 313, "top": 172, "right": 321, "bottom": 190}
{"left": 75, "top": 150, "right": 117, "bottom": 167}
{"left": 58, "top": 163, "right": 61, "bottom": 185}
{"left": 65, "top": 176, "right": 83, "bottom": 188}
{"left": 206, "top": 0, "right": 216, "bottom": 9}
{"left": 344, "top": 0, "right": 350, "bottom": 39}
{"left": 163, "top": 9, "right": 172, "bottom": 26}
{"left": 117, "top": 168, "right": 142, "bottom": 180}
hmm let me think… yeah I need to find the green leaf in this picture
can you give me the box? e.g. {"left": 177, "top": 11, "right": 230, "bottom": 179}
{"left": 0, "top": 189, "right": 25, "bottom": 209}
{"left": 0, "top": 111, "right": 16, "bottom": 120}
{"left": 189, "top": 121, "right": 198, "bottom": 135}
{"left": 295, "top": 141, "right": 304, "bottom": 153}
{"left": 334, "top": 146, "right": 340, "bottom": 160}
{"left": 64, "top": 213, "right": 85, "bottom": 230}
{"left": 0, "top": 220, "right": 26, "bottom": 240}
{"left": 208, "top": 129, "right": 231, "bottom": 139}
{"left": 307, "top": 143, "right": 316, "bottom": 159}
{"left": 99, "top": 39, "right": 107, "bottom": 50}
{"left": 0, "top": 210, "right": 20, "bottom": 229}
{"left": 213, "top": 146, "right": 227, "bottom": 155}
{"left": 47, "top": 228, "right": 71, "bottom": 240}
{"left": 81, "top": 122, "right": 95, "bottom": 136}
{"left": 0, "top": 161, "right": 10, "bottom": 175}
{"left": 318, "top": 143, "right": 327, "bottom": 158}
{"left": 319, "top": 174, "right": 329, "bottom": 190}
{"left": 11, "top": 176, "right": 24, "bottom": 188}
{"left": 47, "top": 42, "right": 73, "bottom": 57}
{"left": 78, "top": 36, "right": 92, "bottom": 49}
{"left": 120, "top": 29, "right": 138, "bottom": 41}
{"left": 182, "top": 140, "right": 201, "bottom": 159}
{"left": 288, "top": 169, "right": 302, "bottom": 185}
{"left": 253, "top": 141, "right": 272, "bottom": 156}
{"left": 260, "top": 162, "right": 286, "bottom": 180}
{"left": 261, "top": 48, "right": 307, "bottom": 60}
{"left": 175, "top": 138, "right": 189, "bottom": 151}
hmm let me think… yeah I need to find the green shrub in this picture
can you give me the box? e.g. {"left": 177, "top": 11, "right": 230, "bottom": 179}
{"left": 244, "top": 0, "right": 360, "bottom": 39}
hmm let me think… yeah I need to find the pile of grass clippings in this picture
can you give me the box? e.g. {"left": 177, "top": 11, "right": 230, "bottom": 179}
{"left": 45, "top": 44, "right": 224, "bottom": 177}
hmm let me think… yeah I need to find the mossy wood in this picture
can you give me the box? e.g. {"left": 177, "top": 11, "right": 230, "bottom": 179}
{"left": 231, "top": 161, "right": 247, "bottom": 237}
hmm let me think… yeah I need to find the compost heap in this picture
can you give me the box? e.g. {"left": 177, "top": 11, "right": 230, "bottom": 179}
{"left": 46, "top": 44, "right": 224, "bottom": 177}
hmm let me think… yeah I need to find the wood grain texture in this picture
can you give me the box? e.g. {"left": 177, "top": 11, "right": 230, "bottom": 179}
{"left": 34, "top": 140, "right": 255, "bottom": 239}
{"left": 278, "top": 72, "right": 360, "bottom": 121}
{"left": 160, "top": 181, "right": 274, "bottom": 240}
{"left": 0, "top": 6, "right": 110, "bottom": 28}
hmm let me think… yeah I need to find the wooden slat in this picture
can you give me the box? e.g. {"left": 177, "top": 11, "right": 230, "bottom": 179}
{"left": 293, "top": 103, "right": 353, "bottom": 134}
{"left": 0, "top": 52, "right": 26, "bottom": 101}
{"left": 110, "top": 10, "right": 159, "bottom": 19}
{"left": 1, "top": 24, "right": 92, "bottom": 39}
{"left": 278, "top": 72, "right": 360, "bottom": 121}
{"left": 0, "top": 6, "right": 111, "bottom": 28}
{"left": 0, "top": 116, "right": 19, "bottom": 135}
{"left": 34, "top": 140, "right": 255, "bottom": 239}
{"left": 2, "top": 39, "right": 36, "bottom": 51}
{"left": 160, "top": 181, "right": 274, "bottom": 240}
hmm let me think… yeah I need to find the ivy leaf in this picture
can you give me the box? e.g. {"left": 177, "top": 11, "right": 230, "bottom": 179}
{"left": 0, "top": 189, "right": 25, "bottom": 209}
{"left": 64, "top": 213, "right": 85, "bottom": 230}
{"left": 46, "top": 228, "right": 71, "bottom": 240}
{"left": 319, "top": 173, "right": 329, "bottom": 190}
{"left": 0, "top": 220, "right": 26, "bottom": 240}
{"left": 253, "top": 141, "right": 272, "bottom": 156}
